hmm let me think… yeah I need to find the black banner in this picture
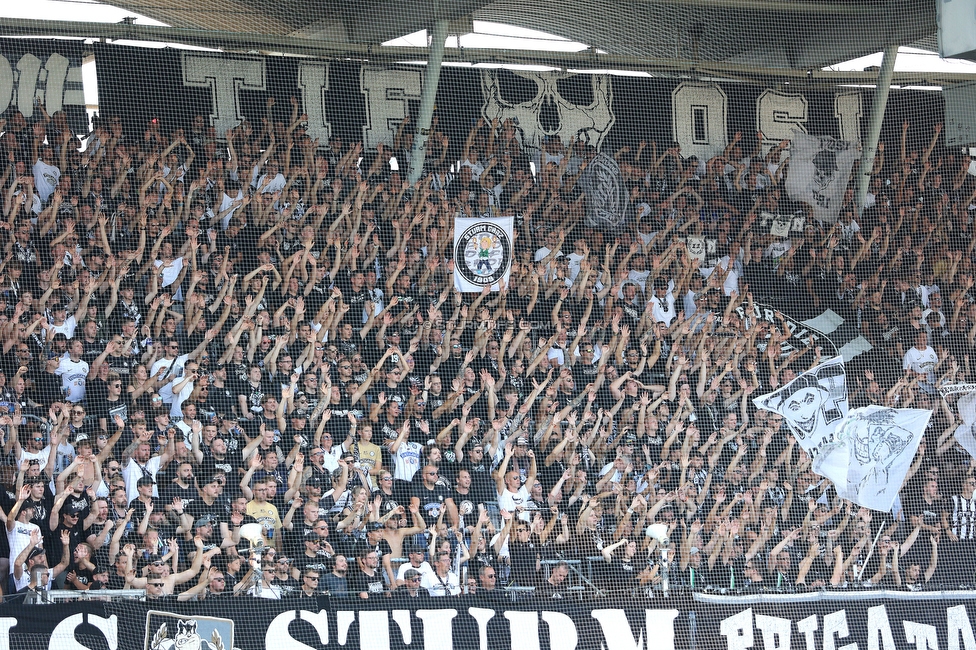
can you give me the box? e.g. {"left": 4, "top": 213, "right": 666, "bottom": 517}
{"left": 91, "top": 43, "right": 945, "bottom": 163}
{"left": 1, "top": 592, "right": 975, "bottom": 650}
{"left": 0, "top": 38, "right": 87, "bottom": 135}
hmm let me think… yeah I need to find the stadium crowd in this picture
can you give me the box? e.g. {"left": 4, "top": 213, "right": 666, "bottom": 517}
{"left": 0, "top": 98, "right": 974, "bottom": 603}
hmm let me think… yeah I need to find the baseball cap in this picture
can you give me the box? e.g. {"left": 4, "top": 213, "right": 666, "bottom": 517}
{"left": 194, "top": 514, "right": 215, "bottom": 528}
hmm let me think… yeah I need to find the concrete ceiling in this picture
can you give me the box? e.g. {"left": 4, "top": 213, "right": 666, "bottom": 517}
{"left": 7, "top": 0, "right": 943, "bottom": 71}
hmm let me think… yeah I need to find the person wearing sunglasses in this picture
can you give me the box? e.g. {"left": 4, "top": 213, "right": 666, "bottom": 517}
{"left": 392, "top": 567, "right": 429, "bottom": 600}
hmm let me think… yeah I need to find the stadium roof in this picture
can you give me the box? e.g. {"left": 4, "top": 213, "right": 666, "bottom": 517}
{"left": 0, "top": 0, "right": 956, "bottom": 83}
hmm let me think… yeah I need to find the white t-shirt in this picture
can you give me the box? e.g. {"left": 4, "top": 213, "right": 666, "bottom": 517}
{"left": 649, "top": 292, "right": 676, "bottom": 326}
{"left": 56, "top": 357, "right": 89, "bottom": 403}
{"left": 903, "top": 346, "right": 939, "bottom": 385}
{"left": 396, "top": 561, "right": 434, "bottom": 583}
{"left": 33, "top": 159, "right": 61, "bottom": 203}
{"left": 497, "top": 485, "right": 532, "bottom": 512}
{"left": 219, "top": 190, "right": 244, "bottom": 230}
{"left": 459, "top": 159, "right": 485, "bottom": 181}
{"left": 255, "top": 173, "right": 286, "bottom": 194}
{"left": 48, "top": 315, "right": 78, "bottom": 340}
{"left": 19, "top": 446, "right": 51, "bottom": 472}
{"left": 151, "top": 354, "right": 190, "bottom": 404}
{"left": 393, "top": 441, "right": 423, "bottom": 482}
{"left": 421, "top": 570, "right": 461, "bottom": 596}
{"left": 7, "top": 520, "right": 41, "bottom": 567}
{"left": 153, "top": 258, "right": 185, "bottom": 288}
{"left": 123, "top": 455, "right": 164, "bottom": 502}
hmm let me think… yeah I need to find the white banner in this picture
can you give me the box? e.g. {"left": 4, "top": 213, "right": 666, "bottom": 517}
{"left": 939, "top": 382, "right": 976, "bottom": 397}
{"left": 952, "top": 391, "right": 976, "bottom": 461}
{"left": 754, "top": 358, "right": 933, "bottom": 510}
{"left": 452, "top": 216, "right": 514, "bottom": 292}
{"left": 816, "top": 406, "right": 931, "bottom": 511}
{"left": 753, "top": 356, "right": 848, "bottom": 452}
{"left": 784, "top": 131, "right": 858, "bottom": 224}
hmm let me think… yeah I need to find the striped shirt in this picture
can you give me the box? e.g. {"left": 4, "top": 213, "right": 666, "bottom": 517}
{"left": 948, "top": 493, "right": 976, "bottom": 540}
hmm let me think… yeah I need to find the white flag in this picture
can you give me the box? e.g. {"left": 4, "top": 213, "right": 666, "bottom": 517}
{"left": 951, "top": 391, "right": 976, "bottom": 460}
{"left": 753, "top": 356, "right": 848, "bottom": 452}
{"left": 453, "top": 216, "right": 514, "bottom": 293}
{"left": 817, "top": 406, "right": 931, "bottom": 511}
{"left": 785, "top": 131, "right": 858, "bottom": 224}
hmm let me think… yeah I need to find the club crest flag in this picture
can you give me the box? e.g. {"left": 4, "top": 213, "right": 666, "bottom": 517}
{"left": 753, "top": 356, "right": 848, "bottom": 452}
{"left": 818, "top": 406, "right": 931, "bottom": 511}
{"left": 580, "top": 152, "right": 631, "bottom": 232}
{"left": 453, "top": 216, "right": 514, "bottom": 292}
{"left": 785, "top": 131, "right": 858, "bottom": 224}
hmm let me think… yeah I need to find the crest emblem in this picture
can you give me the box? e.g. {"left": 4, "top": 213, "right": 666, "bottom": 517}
{"left": 146, "top": 612, "right": 236, "bottom": 650}
{"left": 454, "top": 221, "right": 512, "bottom": 288}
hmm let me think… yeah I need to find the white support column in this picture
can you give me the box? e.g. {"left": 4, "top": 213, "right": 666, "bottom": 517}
{"left": 407, "top": 19, "right": 449, "bottom": 186}
{"left": 856, "top": 44, "right": 898, "bottom": 216}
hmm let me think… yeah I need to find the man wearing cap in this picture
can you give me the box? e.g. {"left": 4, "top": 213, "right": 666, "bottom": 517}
{"left": 7, "top": 485, "right": 42, "bottom": 575}
{"left": 392, "top": 567, "right": 430, "bottom": 599}
{"left": 13, "top": 529, "right": 70, "bottom": 594}
{"left": 121, "top": 436, "right": 175, "bottom": 502}
{"left": 269, "top": 555, "right": 300, "bottom": 596}
{"left": 48, "top": 291, "right": 93, "bottom": 341}
{"left": 46, "top": 494, "right": 87, "bottom": 572}
{"left": 296, "top": 529, "right": 333, "bottom": 578}
{"left": 183, "top": 475, "right": 233, "bottom": 549}
{"left": 126, "top": 474, "right": 158, "bottom": 524}
{"left": 191, "top": 514, "right": 220, "bottom": 554}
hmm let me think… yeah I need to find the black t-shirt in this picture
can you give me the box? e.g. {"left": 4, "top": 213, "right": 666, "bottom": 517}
{"left": 95, "top": 394, "right": 132, "bottom": 426}
{"left": 160, "top": 482, "right": 197, "bottom": 513}
{"left": 535, "top": 580, "right": 568, "bottom": 599}
{"left": 412, "top": 482, "right": 452, "bottom": 528}
{"left": 65, "top": 560, "right": 94, "bottom": 590}
{"left": 350, "top": 568, "right": 385, "bottom": 598}
{"left": 271, "top": 574, "right": 301, "bottom": 598}
{"left": 200, "top": 447, "right": 243, "bottom": 480}
{"left": 295, "top": 553, "right": 332, "bottom": 578}
{"left": 184, "top": 497, "right": 229, "bottom": 531}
